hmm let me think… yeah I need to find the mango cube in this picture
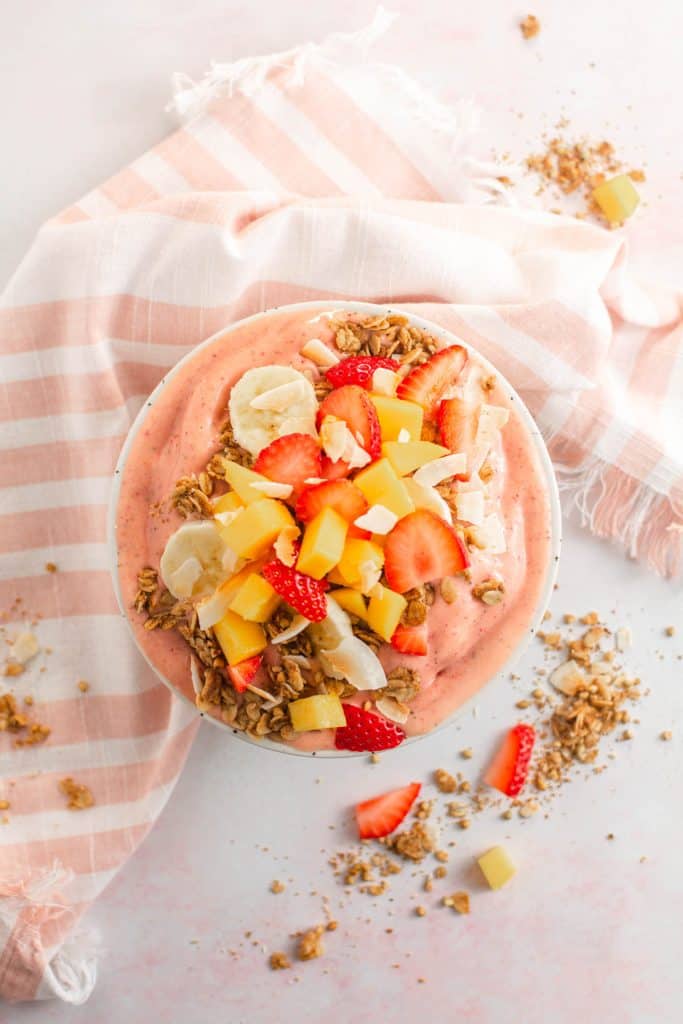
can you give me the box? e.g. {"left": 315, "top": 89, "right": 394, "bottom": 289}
{"left": 591, "top": 174, "right": 640, "bottom": 226}
{"left": 213, "top": 491, "right": 243, "bottom": 515}
{"left": 213, "top": 609, "right": 267, "bottom": 665}
{"left": 370, "top": 395, "right": 424, "bottom": 442}
{"left": 354, "top": 458, "right": 415, "bottom": 520}
{"left": 382, "top": 440, "right": 450, "bottom": 476}
{"left": 223, "top": 460, "right": 272, "bottom": 505}
{"left": 336, "top": 538, "right": 385, "bottom": 591}
{"left": 289, "top": 693, "right": 346, "bottom": 731}
{"left": 220, "top": 498, "right": 294, "bottom": 559}
{"left": 367, "top": 584, "right": 407, "bottom": 641}
{"left": 477, "top": 846, "right": 516, "bottom": 890}
{"left": 331, "top": 588, "right": 368, "bottom": 621}
{"left": 296, "top": 507, "right": 348, "bottom": 580}
{"left": 229, "top": 573, "right": 281, "bottom": 622}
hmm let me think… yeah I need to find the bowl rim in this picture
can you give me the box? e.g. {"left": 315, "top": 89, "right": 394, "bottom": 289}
{"left": 108, "top": 299, "right": 562, "bottom": 758}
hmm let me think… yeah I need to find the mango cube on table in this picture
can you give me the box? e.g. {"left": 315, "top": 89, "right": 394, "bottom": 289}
{"left": 382, "top": 440, "right": 450, "bottom": 476}
{"left": 477, "top": 846, "right": 516, "bottom": 890}
{"left": 222, "top": 460, "right": 272, "bottom": 505}
{"left": 591, "top": 174, "right": 640, "bottom": 226}
{"left": 370, "top": 395, "right": 424, "bottom": 442}
{"left": 289, "top": 694, "right": 346, "bottom": 731}
{"left": 354, "top": 458, "right": 415, "bottom": 520}
{"left": 213, "top": 609, "right": 267, "bottom": 665}
{"left": 229, "top": 573, "right": 281, "bottom": 622}
{"left": 219, "top": 498, "right": 294, "bottom": 559}
{"left": 296, "top": 507, "right": 348, "bottom": 580}
{"left": 335, "top": 538, "right": 385, "bottom": 591}
{"left": 367, "top": 584, "right": 407, "bottom": 641}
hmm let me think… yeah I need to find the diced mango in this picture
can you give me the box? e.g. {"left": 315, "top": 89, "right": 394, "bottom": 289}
{"left": 367, "top": 584, "right": 407, "bottom": 641}
{"left": 229, "top": 573, "right": 281, "bottom": 622}
{"left": 326, "top": 567, "right": 347, "bottom": 586}
{"left": 220, "top": 498, "right": 294, "bottom": 559}
{"left": 213, "top": 491, "right": 244, "bottom": 515}
{"left": 289, "top": 693, "right": 347, "bottom": 731}
{"left": 591, "top": 174, "right": 640, "bottom": 225}
{"left": 370, "top": 395, "right": 424, "bottom": 442}
{"left": 222, "top": 460, "right": 272, "bottom": 505}
{"left": 296, "top": 507, "right": 348, "bottom": 580}
{"left": 331, "top": 588, "right": 368, "bottom": 621}
{"left": 336, "top": 538, "right": 385, "bottom": 591}
{"left": 354, "top": 458, "right": 415, "bottom": 520}
{"left": 213, "top": 609, "right": 267, "bottom": 665}
{"left": 477, "top": 846, "right": 516, "bottom": 890}
{"left": 382, "top": 440, "right": 450, "bottom": 476}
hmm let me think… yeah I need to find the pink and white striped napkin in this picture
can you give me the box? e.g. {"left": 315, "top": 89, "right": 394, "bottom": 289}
{"left": 0, "top": 9, "right": 680, "bottom": 1005}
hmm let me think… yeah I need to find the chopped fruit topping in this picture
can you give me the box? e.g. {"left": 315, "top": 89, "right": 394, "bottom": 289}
{"left": 353, "top": 504, "right": 398, "bottom": 535}
{"left": 381, "top": 440, "right": 450, "bottom": 476}
{"left": 591, "top": 173, "right": 640, "bottom": 225}
{"left": 318, "top": 385, "right": 381, "bottom": 459}
{"left": 319, "top": 636, "right": 387, "bottom": 692}
{"left": 212, "top": 491, "right": 243, "bottom": 514}
{"left": 289, "top": 694, "right": 346, "bottom": 731}
{"left": 384, "top": 509, "right": 469, "bottom": 593}
{"left": 396, "top": 346, "right": 468, "bottom": 418}
{"left": 296, "top": 507, "right": 348, "bottom": 580}
{"left": 356, "top": 781, "right": 421, "bottom": 839}
{"left": 330, "top": 588, "right": 368, "bottom": 620}
{"left": 320, "top": 416, "right": 371, "bottom": 470}
{"left": 219, "top": 498, "right": 294, "bottom": 559}
{"left": 370, "top": 395, "right": 424, "bottom": 442}
{"left": 438, "top": 398, "right": 478, "bottom": 470}
{"left": 213, "top": 610, "right": 268, "bottom": 666}
{"left": 403, "top": 477, "right": 453, "bottom": 524}
{"left": 484, "top": 724, "right": 536, "bottom": 797}
{"left": 325, "top": 355, "right": 399, "bottom": 390}
{"left": 367, "top": 584, "right": 408, "bottom": 642}
{"left": 334, "top": 703, "right": 406, "bottom": 752}
{"left": 254, "top": 433, "right": 322, "bottom": 497}
{"left": 227, "top": 655, "right": 262, "bottom": 693}
{"left": 353, "top": 458, "right": 415, "bottom": 520}
{"left": 229, "top": 574, "right": 281, "bottom": 622}
{"left": 296, "top": 479, "right": 368, "bottom": 524}
{"left": 262, "top": 560, "right": 328, "bottom": 622}
{"left": 320, "top": 454, "right": 352, "bottom": 481}
{"left": 336, "top": 538, "right": 385, "bottom": 592}
{"left": 477, "top": 846, "right": 516, "bottom": 890}
{"left": 301, "top": 337, "right": 340, "bottom": 367}
{"left": 413, "top": 453, "right": 467, "bottom": 488}
{"left": 222, "top": 460, "right": 275, "bottom": 505}
{"left": 391, "top": 622, "right": 428, "bottom": 656}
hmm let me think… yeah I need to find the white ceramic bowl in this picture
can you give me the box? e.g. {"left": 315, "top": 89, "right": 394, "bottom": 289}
{"left": 109, "top": 301, "right": 562, "bottom": 757}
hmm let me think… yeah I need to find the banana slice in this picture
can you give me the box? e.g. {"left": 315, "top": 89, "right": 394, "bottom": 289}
{"left": 307, "top": 596, "right": 354, "bottom": 652}
{"left": 160, "top": 521, "right": 233, "bottom": 599}
{"left": 228, "top": 366, "right": 318, "bottom": 456}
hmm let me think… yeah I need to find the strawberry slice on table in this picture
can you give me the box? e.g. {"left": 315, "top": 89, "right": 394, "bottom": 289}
{"left": 318, "top": 385, "right": 382, "bottom": 460}
{"left": 262, "top": 559, "right": 328, "bottom": 622}
{"left": 396, "top": 345, "right": 468, "bottom": 419}
{"left": 356, "top": 781, "right": 422, "bottom": 839}
{"left": 438, "top": 397, "right": 478, "bottom": 478}
{"left": 334, "top": 703, "right": 406, "bottom": 752}
{"left": 391, "top": 622, "right": 429, "bottom": 656}
{"left": 384, "top": 509, "right": 469, "bottom": 594}
{"left": 227, "top": 655, "right": 262, "bottom": 694}
{"left": 295, "top": 479, "right": 368, "bottom": 524}
{"left": 325, "top": 355, "right": 399, "bottom": 390}
{"left": 484, "top": 724, "right": 536, "bottom": 797}
{"left": 254, "top": 433, "right": 321, "bottom": 496}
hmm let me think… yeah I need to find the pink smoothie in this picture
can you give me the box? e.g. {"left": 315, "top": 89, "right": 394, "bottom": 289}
{"left": 115, "top": 305, "right": 553, "bottom": 752}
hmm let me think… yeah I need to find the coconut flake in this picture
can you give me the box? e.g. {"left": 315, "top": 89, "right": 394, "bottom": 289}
{"left": 221, "top": 547, "right": 241, "bottom": 575}
{"left": 190, "top": 657, "right": 203, "bottom": 695}
{"left": 270, "top": 615, "right": 310, "bottom": 644}
{"left": 403, "top": 478, "right": 453, "bottom": 524}
{"left": 9, "top": 631, "right": 39, "bottom": 665}
{"left": 397, "top": 428, "right": 411, "bottom": 444}
{"left": 615, "top": 627, "right": 632, "bottom": 652}
{"left": 320, "top": 416, "right": 370, "bottom": 469}
{"left": 478, "top": 513, "right": 507, "bottom": 554}
{"left": 372, "top": 367, "right": 398, "bottom": 396}
{"left": 319, "top": 636, "right": 387, "bottom": 691}
{"left": 274, "top": 525, "right": 300, "bottom": 567}
{"left": 276, "top": 416, "right": 318, "bottom": 439}
{"left": 375, "top": 696, "right": 410, "bottom": 725}
{"left": 168, "top": 557, "right": 203, "bottom": 598}
{"left": 454, "top": 490, "right": 486, "bottom": 526}
{"left": 214, "top": 509, "right": 241, "bottom": 527}
{"left": 358, "top": 560, "right": 383, "bottom": 594}
{"left": 475, "top": 404, "right": 509, "bottom": 449}
{"left": 303, "top": 477, "right": 325, "bottom": 486}
{"left": 197, "top": 582, "right": 234, "bottom": 630}
{"left": 353, "top": 504, "right": 398, "bottom": 535}
{"left": 413, "top": 453, "right": 467, "bottom": 488}
{"left": 301, "top": 338, "right": 340, "bottom": 366}
{"left": 249, "top": 379, "right": 306, "bottom": 411}
{"left": 250, "top": 480, "right": 294, "bottom": 499}
{"left": 549, "top": 659, "right": 586, "bottom": 696}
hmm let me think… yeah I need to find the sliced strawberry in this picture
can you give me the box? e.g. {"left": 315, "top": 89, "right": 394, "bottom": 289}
{"left": 384, "top": 509, "right": 469, "bottom": 593}
{"left": 227, "top": 655, "right": 262, "bottom": 694}
{"left": 262, "top": 560, "right": 328, "bottom": 622}
{"left": 318, "top": 385, "right": 381, "bottom": 460}
{"left": 325, "top": 355, "right": 399, "bottom": 391}
{"left": 320, "top": 455, "right": 351, "bottom": 481}
{"left": 356, "top": 781, "right": 421, "bottom": 839}
{"left": 295, "top": 479, "right": 368, "bottom": 524}
{"left": 334, "top": 703, "right": 406, "bottom": 752}
{"left": 254, "top": 434, "right": 321, "bottom": 497}
{"left": 484, "top": 724, "right": 536, "bottom": 797}
{"left": 347, "top": 525, "right": 372, "bottom": 540}
{"left": 438, "top": 398, "right": 479, "bottom": 479}
{"left": 391, "top": 622, "right": 428, "bottom": 656}
{"left": 396, "top": 346, "right": 468, "bottom": 418}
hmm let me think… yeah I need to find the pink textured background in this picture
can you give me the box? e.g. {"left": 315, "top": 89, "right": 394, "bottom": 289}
{"left": 4, "top": 2, "right": 682, "bottom": 1021}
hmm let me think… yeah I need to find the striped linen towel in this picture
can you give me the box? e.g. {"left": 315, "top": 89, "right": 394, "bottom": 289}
{"left": 0, "top": 9, "right": 680, "bottom": 1005}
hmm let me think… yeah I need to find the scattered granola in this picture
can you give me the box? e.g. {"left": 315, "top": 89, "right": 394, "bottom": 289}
{"left": 387, "top": 821, "right": 437, "bottom": 863}
{"left": 269, "top": 951, "right": 291, "bottom": 971}
{"left": 434, "top": 769, "right": 458, "bottom": 794}
{"left": 59, "top": 777, "right": 94, "bottom": 810}
{"left": 0, "top": 693, "right": 50, "bottom": 746}
{"left": 443, "top": 891, "right": 470, "bottom": 914}
{"left": 296, "top": 925, "right": 325, "bottom": 961}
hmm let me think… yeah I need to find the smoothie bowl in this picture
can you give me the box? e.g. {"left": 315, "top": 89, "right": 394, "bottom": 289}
{"left": 110, "top": 302, "right": 560, "bottom": 756}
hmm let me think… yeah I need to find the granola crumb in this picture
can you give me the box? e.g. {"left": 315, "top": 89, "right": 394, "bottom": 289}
{"left": 520, "top": 14, "right": 540, "bottom": 39}
{"left": 3, "top": 663, "right": 24, "bottom": 678}
{"left": 0, "top": 800, "right": 9, "bottom": 811}
{"left": 326, "top": 920, "right": 338, "bottom": 932}
{"left": 660, "top": 730, "right": 673, "bottom": 741}
{"left": 269, "top": 952, "right": 291, "bottom": 971}
{"left": 423, "top": 876, "right": 434, "bottom": 892}
{"left": 439, "top": 577, "right": 458, "bottom": 604}
{"left": 59, "top": 777, "right": 94, "bottom": 811}
{"left": 45, "top": 562, "right": 58, "bottom": 573}
{"left": 415, "top": 905, "right": 427, "bottom": 917}
{"left": 370, "top": 752, "right": 381, "bottom": 764}
{"left": 433, "top": 866, "right": 447, "bottom": 880}
{"left": 296, "top": 926, "right": 325, "bottom": 961}
{"left": 460, "top": 747, "right": 473, "bottom": 760}
{"left": 443, "top": 891, "right": 470, "bottom": 914}
{"left": 542, "top": 610, "right": 552, "bottom": 622}
{"left": 270, "top": 880, "right": 285, "bottom": 894}
{"left": 501, "top": 809, "right": 513, "bottom": 820}
{"left": 434, "top": 768, "right": 458, "bottom": 793}
{"left": 518, "top": 799, "right": 540, "bottom": 819}
{"left": 434, "top": 850, "right": 449, "bottom": 863}
{"left": 665, "top": 626, "right": 675, "bottom": 637}
{"left": 458, "top": 818, "right": 471, "bottom": 830}
{"left": 78, "top": 680, "right": 90, "bottom": 693}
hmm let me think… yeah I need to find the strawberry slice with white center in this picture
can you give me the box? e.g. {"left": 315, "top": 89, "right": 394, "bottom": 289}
{"left": 318, "top": 385, "right": 381, "bottom": 460}
{"left": 334, "top": 703, "right": 406, "bottom": 752}
{"left": 227, "top": 655, "right": 262, "bottom": 694}
{"left": 438, "top": 397, "right": 478, "bottom": 479}
{"left": 484, "top": 723, "right": 536, "bottom": 797}
{"left": 396, "top": 346, "right": 468, "bottom": 419}
{"left": 295, "top": 479, "right": 368, "bottom": 524}
{"left": 325, "top": 355, "right": 399, "bottom": 390}
{"left": 253, "top": 433, "right": 321, "bottom": 497}
{"left": 320, "top": 455, "right": 351, "bottom": 481}
{"left": 390, "top": 622, "right": 428, "bottom": 656}
{"left": 384, "top": 509, "right": 469, "bottom": 593}
{"left": 355, "top": 781, "right": 422, "bottom": 839}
